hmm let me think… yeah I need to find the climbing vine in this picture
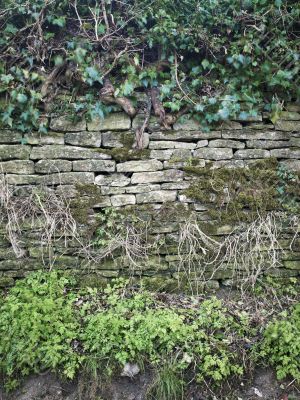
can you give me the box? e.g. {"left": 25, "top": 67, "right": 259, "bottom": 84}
{"left": 0, "top": 0, "right": 299, "bottom": 132}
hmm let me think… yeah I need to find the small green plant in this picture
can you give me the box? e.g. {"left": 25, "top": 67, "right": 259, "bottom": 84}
{"left": 261, "top": 303, "right": 300, "bottom": 382}
{"left": 0, "top": 271, "right": 82, "bottom": 390}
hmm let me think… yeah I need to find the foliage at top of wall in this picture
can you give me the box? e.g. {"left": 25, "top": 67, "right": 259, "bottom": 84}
{"left": 0, "top": 0, "right": 299, "bottom": 132}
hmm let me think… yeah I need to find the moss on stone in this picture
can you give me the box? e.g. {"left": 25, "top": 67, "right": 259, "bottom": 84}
{"left": 183, "top": 158, "right": 299, "bottom": 224}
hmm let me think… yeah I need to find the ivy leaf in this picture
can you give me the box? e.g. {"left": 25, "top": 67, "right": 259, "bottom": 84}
{"left": 201, "top": 59, "right": 210, "bottom": 69}
{"left": 17, "top": 93, "right": 28, "bottom": 103}
{"left": 52, "top": 17, "right": 66, "bottom": 27}
{"left": 123, "top": 80, "right": 134, "bottom": 96}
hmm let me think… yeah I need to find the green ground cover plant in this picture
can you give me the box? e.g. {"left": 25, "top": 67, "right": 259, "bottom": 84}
{"left": 0, "top": 271, "right": 299, "bottom": 397}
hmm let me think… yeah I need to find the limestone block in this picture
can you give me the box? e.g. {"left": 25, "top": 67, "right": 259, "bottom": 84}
{"left": 279, "top": 160, "right": 300, "bottom": 171}
{"left": 0, "top": 130, "right": 22, "bottom": 143}
{"left": 234, "top": 149, "right": 270, "bottom": 159}
{"left": 279, "top": 112, "right": 300, "bottom": 121}
{"left": 0, "top": 145, "right": 30, "bottom": 160}
{"left": 208, "top": 139, "right": 245, "bottom": 149}
{"left": 286, "top": 103, "right": 300, "bottom": 112}
{"left": 117, "top": 159, "right": 163, "bottom": 172}
{"left": 24, "top": 132, "right": 64, "bottom": 145}
{"left": 150, "top": 149, "right": 174, "bottom": 160}
{"left": 39, "top": 172, "right": 94, "bottom": 185}
{"left": 30, "top": 145, "right": 109, "bottom": 160}
{"left": 125, "top": 184, "right": 161, "bottom": 193}
{"left": 247, "top": 123, "right": 275, "bottom": 130}
{"left": 111, "top": 194, "right": 136, "bottom": 207}
{"left": 151, "top": 130, "right": 221, "bottom": 141}
{"left": 194, "top": 148, "right": 233, "bottom": 160}
{"left": 55, "top": 185, "right": 79, "bottom": 198}
{"left": 95, "top": 173, "right": 131, "bottom": 187}
{"left": 50, "top": 116, "right": 86, "bottom": 132}
{"left": 196, "top": 140, "right": 209, "bottom": 148}
{"left": 65, "top": 131, "right": 102, "bottom": 147}
{"left": 92, "top": 196, "right": 112, "bottom": 207}
{"left": 283, "top": 260, "right": 300, "bottom": 270}
{"left": 6, "top": 174, "right": 38, "bottom": 185}
{"left": 132, "top": 114, "right": 161, "bottom": 131}
{"left": 171, "top": 149, "right": 192, "bottom": 160}
{"left": 235, "top": 113, "right": 262, "bottom": 122}
{"left": 275, "top": 120, "right": 300, "bottom": 132}
{"left": 149, "top": 141, "right": 196, "bottom": 149}
{"left": 131, "top": 169, "right": 184, "bottom": 184}
{"left": 173, "top": 116, "right": 201, "bottom": 130}
{"left": 217, "top": 121, "right": 242, "bottom": 130}
{"left": 290, "top": 137, "right": 300, "bottom": 147}
{"left": 87, "top": 112, "right": 131, "bottom": 131}
{"left": 270, "top": 148, "right": 300, "bottom": 159}
{"left": 136, "top": 190, "right": 177, "bottom": 203}
{"left": 102, "top": 132, "right": 133, "bottom": 148}
{"left": 73, "top": 160, "right": 116, "bottom": 172}
{"left": 0, "top": 160, "right": 34, "bottom": 174}
{"left": 161, "top": 182, "right": 190, "bottom": 190}
{"left": 101, "top": 186, "right": 126, "bottom": 195}
{"left": 222, "top": 130, "right": 288, "bottom": 140}
{"left": 209, "top": 160, "right": 245, "bottom": 169}
{"left": 246, "top": 140, "right": 290, "bottom": 149}
{"left": 35, "top": 160, "right": 72, "bottom": 173}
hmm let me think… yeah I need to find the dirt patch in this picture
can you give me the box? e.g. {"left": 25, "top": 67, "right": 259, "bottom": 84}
{"left": 1, "top": 368, "right": 299, "bottom": 400}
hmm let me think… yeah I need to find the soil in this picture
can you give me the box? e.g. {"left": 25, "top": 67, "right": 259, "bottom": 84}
{"left": 1, "top": 368, "right": 299, "bottom": 400}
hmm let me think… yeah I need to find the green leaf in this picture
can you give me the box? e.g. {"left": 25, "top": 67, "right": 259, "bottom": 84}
{"left": 16, "top": 93, "right": 28, "bottom": 104}
{"left": 201, "top": 59, "right": 210, "bottom": 69}
{"left": 52, "top": 17, "right": 66, "bottom": 27}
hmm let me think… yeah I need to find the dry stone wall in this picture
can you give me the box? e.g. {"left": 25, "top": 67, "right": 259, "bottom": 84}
{"left": 0, "top": 106, "right": 300, "bottom": 290}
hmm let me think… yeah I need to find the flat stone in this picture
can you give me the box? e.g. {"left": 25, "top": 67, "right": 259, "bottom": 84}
{"left": 50, "top": 116, "right": 86, "bottom": 132}
{"left": 73, "top": 160, "right": 116, "bottom": 172}
{"left": 131, "top": 169, "right": 184, "bottom": 184}
{"left": 92, "top": 196, "right": 111, "bottom": 207}
{"left": 246, "top": 140, "right": 291, "bottom": 149}
{"left": 247, "top": 123, "right": 275, "bottom": 130}
{"left": 163, "top": 160, "right": 192, "bottom": 169}
{"left": 39, "top": 172, "right": 94, "bottom": 185}
{"left": 161, "top": 181, "right": 190, "bottom": 190}
{"left": 283, "top": 261, "right": 300, "bottom": 270}
{"left": 275, "top": 120, "right": 300, "bottom": 132}
{"left": 65, "top": 132, "right": 102, "bottom": 147}
{"left": 117, "top": 159, "right": 163, "bottom": 172}
{"left": 24, "top": 132, "right": 64, "bottom": 145}
{"left": 101, "top": 186, "right": 126, "bottom": 195}
{"left": 150, "top": 130, "right": 221, "bottom": 141}
{"left": 290, "top": 137, "right": 300, "bottom": 147}
{"left": 208, "top": 139, "right": 245, "bottom": 149}
{"left": 55, "top": 185, "right": 78, "bottom": 198}
{"left": 234, "top": 113, "right": 262, "bottom": 122}
{"left": 196, "top": 140, "right": 209, "bottom": 148}
{"left": 222, "top": 130, "right": 289, "bottom": 140}
{"left": 30, "top": 145, "right": 109, "bottom": 160}
{"left": 173, "top": 116, "right": 201, "bottom": 131}
{"left": 217, "top": 121, "right": 243, "bottom": 130}
{"left": 286, "top": 103, "right": 300, "bottom": 112}
{"left": 0, "top": 145, "right": 30, "bottom": 160}
{"left": 136, "top": 190, "right": 177, "bottom": 203}
{"left": 132, "top": 114, "right": 161, "bottom": 131}
{"left": 102, "top": 132, "right": 133, "bottom": 148}
{"left": 0, "top": 160, "right": 34, "bottom": 174}
{"left": 170, "top": 149, "right": 192, "bottom": 160}
{"left": 6, "top": 174, "right": 38, "bottom": 185}
{"left": 150, "top": 149, "right": 174, "bottom": 160}
{"left": 279, "top": 160, "right": 300, "bottom": 171}
{"left": 0, "top": 130, "right": 22, "bottom": 143}
{"left": 209, "top": 160, "right": 245, "bottom": 169}
{"left": 149, "top": 141, "right": 196, "bottom": 149}
{"left": 234, "top": 149, "right": 270, "bottom": 159}
{"left": 279, "top": 111, "right": 300, "bottom": 121}
{"left": 178, "top": 194, "right": 194, "bottom": 203}
{"left": 87, "top": 112, "right": 131, "bottom": 131}
{"left": 270, "top": 148, "right": 300, "bottom": 159}
{"left": 95, "top": 173, "right": 130, "bottom": 187}
{"left": 194, "top": 148, "right": 233, "bottom": 160}
{"left": 35, "top": 160, "right": 72, "bottom": 173}
{"left": 125, "top": 184, "right": 161, "bottom": 193}
{"left": 111, "top": 194, "right": 136, "bottom": 207}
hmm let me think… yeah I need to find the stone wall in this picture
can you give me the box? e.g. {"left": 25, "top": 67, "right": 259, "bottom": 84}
{"left": 0, "top": 106, "right": 299, "bottom": 290}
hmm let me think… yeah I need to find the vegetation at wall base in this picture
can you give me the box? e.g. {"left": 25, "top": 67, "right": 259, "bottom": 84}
{"left": 0, "top": 0, "right": 299, "bottom": 132}
{"left": 0, "top": 271, "right": 300, "bottom": 398}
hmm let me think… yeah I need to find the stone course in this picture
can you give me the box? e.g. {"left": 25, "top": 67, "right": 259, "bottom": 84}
{"left": 0, "top": 109, "right": 299, "bottom": 289}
